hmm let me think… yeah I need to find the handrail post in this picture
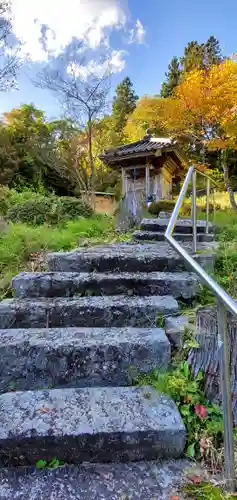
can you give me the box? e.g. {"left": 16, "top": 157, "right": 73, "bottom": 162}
{"left": 206, "top": 177, "right": 210, "bottom": 234}
{"left": 192, "top": 169, "right": 197, "bottom": 253}
{"left": 217, "top": 300, "right": 235, "bottom": 492}
{"left": 213, "top": 187, "right": 216, "bottom": 224}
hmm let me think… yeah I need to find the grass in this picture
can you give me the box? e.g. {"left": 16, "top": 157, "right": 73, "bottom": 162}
{"left": 0, "top": 215, "right": 131, "bottom": 298}
{"left": 179, "top": 189, "right": 237, "bottom": 298}
{"left": 183, "top": 481, "right": 237, "bottom": 499}
{"left": 208, "top": 209, "right": 237, "bottom": 297}
{"left": 196, "top": 191, "right": 232, "bottom": 210}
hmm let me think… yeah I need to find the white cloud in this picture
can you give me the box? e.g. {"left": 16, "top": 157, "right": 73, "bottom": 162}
{"left": 10, "top": 0, "right": 145, "bottom": 79}
{"left": 68, "top": 50, "right": 126, "bottom": 79}
{"left": 128, "top": 19, "right": 146, "bottom": 45}
{"left": 10, "top": 0, "right": 126, "bottom": 61}
{"left": 109, "top": 50, "right": 126, "bottom": 73}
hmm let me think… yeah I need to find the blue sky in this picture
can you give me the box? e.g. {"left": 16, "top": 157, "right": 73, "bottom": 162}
{"left": 1, "top": 0, "right": 237, "bottom": 119}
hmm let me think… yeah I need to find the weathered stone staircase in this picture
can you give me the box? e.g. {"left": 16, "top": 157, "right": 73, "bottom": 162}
{"left": 134, "top": 217, "right": 215, "bottom": 243}
{"left": 0, "top": 217, "right": 215, "bottom": 499}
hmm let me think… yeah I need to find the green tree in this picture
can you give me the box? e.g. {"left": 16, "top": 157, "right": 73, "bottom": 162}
{"left": 0, "top": 125, "right": 19, "bottom": 185}
{"left": 161, "top": 36, "right": 223, "bottom": 98}
{"left": 112, "top": 77, "right": 138, "bottom": 136}
{"left": 0, "top": 103, "right": 120, "bottom": 197}
{"left": 181, "top": 36, "right": 222, "bottom": 73}
{"left": 2, "top": 104, "right": 56, "bottom": 189}
{"left": 205, "top": 36, "right": 222, "bottom": 67}
{"left": 0, "top": 104, "right": 76, "bottom": 194}
{"left": 160, "top": 56, "right": 181, "bottom": 98}
{"left": 180, "top": 40, "right": 206, "bottom": 73}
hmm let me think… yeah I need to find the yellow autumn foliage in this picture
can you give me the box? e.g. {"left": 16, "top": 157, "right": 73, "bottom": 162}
{"left": 124, "top": 96, "right": 168, "bottom": 142}
{"left": 125, "top": 58, "right": 237, "bottom": 151}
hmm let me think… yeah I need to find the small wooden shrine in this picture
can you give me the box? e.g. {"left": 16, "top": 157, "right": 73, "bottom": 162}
{"left": 100, "top": 131, "right": 188, "bottom": 217}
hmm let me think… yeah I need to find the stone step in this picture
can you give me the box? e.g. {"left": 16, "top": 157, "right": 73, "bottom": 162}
{"left": 141, "top": 218, "right": 214, "bottom": 234}
{"left": 133, "top": 230, "right": 215, "bottom": 243}
{"left": 0, "top": 327, "right": 170, "bottom": 392}
{"left": 0, "top": 386, "right": 186, "bottom": 466}
{"left": 0, "top": 459, "right": 191, "bottom": 499}
{"left": 47, "top": 242, "right": 215, "bottom": 273}
{"left": 165, "top": 315, "right": 195, "bottom": 347}
{"left": 0, "top": 295, "right": 179, "bottom": 329}
{"left": 13, "top": 270, "right": 198, "bottom": 299}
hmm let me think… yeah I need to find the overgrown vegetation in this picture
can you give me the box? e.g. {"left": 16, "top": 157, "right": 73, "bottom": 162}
{"left": 183, "top": 481, "right": 237, "bottom": 499}
{"left": 173, "top": 208, "right": 237, "bottom": 498}
{"left": 148, "top": 199, "right": 176, "bottom": 216}
{"left": 7, "top": 196, "right": 93, "bottom": 225}
{"left": 0, "top": 187, "right": 93, "bottom": 222}
{"left": 213, "top": 211, "right": 237, "bottom": 297}
{"left": 0, "top": 214, "right": 129, "bottom": 298}
{"left": 139, "top": 361, "right": 224, "bottom": 466}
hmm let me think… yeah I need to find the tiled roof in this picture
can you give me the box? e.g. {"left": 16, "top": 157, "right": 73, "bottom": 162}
{"left": 100, "top": 137, "right": 175, "bottom": 162}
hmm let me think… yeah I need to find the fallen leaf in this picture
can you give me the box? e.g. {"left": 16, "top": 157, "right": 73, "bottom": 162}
{"left": 188, "top": 475, "right": 202, "bottom": 484}
{"left": 170, "top": 496, "right": 179, "bottom": 500}
{"left": 39, "top": 407, "right": 52, "bottom": 413}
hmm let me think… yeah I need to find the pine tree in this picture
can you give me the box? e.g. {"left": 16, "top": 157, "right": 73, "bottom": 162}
{"left": 160, "top": 37, "right": 223, "bottom": 98}
{"left": 160, "top": 56, "right": 181, "bottom": 98}
{"left": 205, "top": 36, "right": 222, "bottom": 66}
{"left": 181, "top": 37, "right": 222, "bottom": 73}
{"left": 112, "top": 77, "right": 138, "bottom": 134}
{"left": 180, "top": 41, "right": 206, "bottom": 73}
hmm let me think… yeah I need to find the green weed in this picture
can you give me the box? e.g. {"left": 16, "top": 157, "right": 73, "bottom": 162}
{"left": 36, "top": 457, "right": 64, "bottom": 469}
{"left": 183, "top": 481, "right": 236, "bottom": 499}
{"left": 0, "top": 216, "right": 130, "bottom": 297}
{"left": 138, "top": 361, "right": 224, "bottom": 462}
{"left": 156, "top": 313, "right": 165, "bottom": 328}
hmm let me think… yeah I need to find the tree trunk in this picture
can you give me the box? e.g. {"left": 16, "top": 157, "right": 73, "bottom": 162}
{"left": 221, "top": 149, "right": 237, "bottom": 212}
{"left": 87, "top": 117, "right": 95, "bottom": 210}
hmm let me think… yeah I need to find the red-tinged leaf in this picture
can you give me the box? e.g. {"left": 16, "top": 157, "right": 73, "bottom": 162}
{"left": 188, "top": 475, "right": 203, "bottom": 484}
{"left": 170, "top": 496, "right": 179, "bottom": 500}
{"left": 195, "top": 404, "right": 208, "bottom": 419}
{"left": 39, "top": 407, "right": 51, "bottom": 413}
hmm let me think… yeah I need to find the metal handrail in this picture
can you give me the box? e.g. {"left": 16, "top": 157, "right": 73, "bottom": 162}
{"left": 195, "top": 167, "right": 220, "bottom": 188}
{"left": 165, "top": 165, "right": 236, "bottom": 492}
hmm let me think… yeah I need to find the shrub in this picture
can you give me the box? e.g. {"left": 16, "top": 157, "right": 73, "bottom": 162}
{"left": 7, "top": 196, "right": 93, "bottom": 225}
{"left": 0, "top": 186, "right": 46, "bottom": 216}
{"left": 7, "top": 199, "right": 53, "bottom": 225}
{"left": 7, "top": 188, "right": 45, "bottom": 207}
{"left": 0, "top": 186, "right": 10, "bottom": 215}
{"left": 148, "top": 199, "right": 175, "bottom": 216}
{"left": 57, "top": 197, "right": 93, "bottom": 220}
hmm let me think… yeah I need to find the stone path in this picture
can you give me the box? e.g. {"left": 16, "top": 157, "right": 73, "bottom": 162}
{"left": 0, "top": 217, "right": 216, "bottom": 499}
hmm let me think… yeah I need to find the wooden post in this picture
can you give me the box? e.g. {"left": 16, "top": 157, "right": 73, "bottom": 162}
{"left": 122, "top": 167, "right": 125, "bottom": 196}
{"left": 145, "top": 165, "right": 149, "bottom": 201}
{"left": 132, "top": 167, "right": 136, "bottom": 218}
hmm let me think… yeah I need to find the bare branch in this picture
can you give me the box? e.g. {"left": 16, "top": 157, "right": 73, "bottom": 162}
{"left": 35, "top": 45, "right": 111, "bottom": 195}
{"left": 0, "top": 1, "right": 21, "bottom": 91}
